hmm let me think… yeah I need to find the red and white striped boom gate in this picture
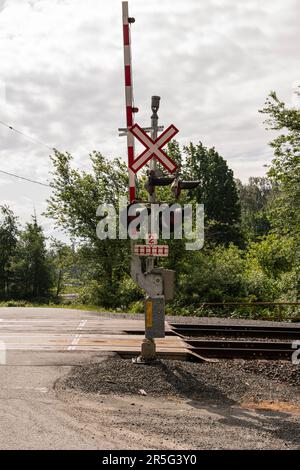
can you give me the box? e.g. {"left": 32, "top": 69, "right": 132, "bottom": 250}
{"left": 122, "top": 1, "right": 137, "bottom": 203}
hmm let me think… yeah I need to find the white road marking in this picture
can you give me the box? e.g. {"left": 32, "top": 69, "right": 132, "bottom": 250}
{"left": 77, "top": 320, "right": 87, "bottom": 330}
{"left": 68, "top": 334, "right": 82, "bottom": 351}
{"left": 0, "top": 318, "right": 89, "bottom": 352}
{"left": 67, "top": 320, "right": 87, "bottom": 350}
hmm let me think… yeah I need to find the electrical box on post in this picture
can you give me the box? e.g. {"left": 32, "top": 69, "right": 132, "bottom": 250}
{"left": 153, "top": 268, "right": 175, "bottom": 301}
{"left": 145, "top": 296, "right": 165, "bottom": 338}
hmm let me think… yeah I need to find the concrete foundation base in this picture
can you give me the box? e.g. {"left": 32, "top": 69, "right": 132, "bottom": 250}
{"left": 132, "top": 338, "right": 157, "bottom": 364}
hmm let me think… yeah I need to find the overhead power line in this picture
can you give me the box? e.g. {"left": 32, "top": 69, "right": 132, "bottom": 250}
{"left": 0, "top": 118, "right": 91, "bottom": 156}
{"left": 0, "top": 119, "right": 55, "bottom": 187}
{"left": 0, "top": 118, "right": 88, "bottom": 188}
{"left": 0, "top": 169, "right": 51, "bottom": 187}
{"left": 0, "top": 119, "right": 54, "bottom": 151}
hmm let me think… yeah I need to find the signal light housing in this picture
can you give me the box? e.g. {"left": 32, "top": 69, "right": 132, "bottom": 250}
{"left": 171, "top": 178, "right": 200, "bottom": 199}
{"left": 145, "top": 170, "right": 175, "bottom": 195}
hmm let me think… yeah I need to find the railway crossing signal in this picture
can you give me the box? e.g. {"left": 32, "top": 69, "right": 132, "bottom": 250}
{"left": 128, "top": 123, "right": 178, "bottom": 174}
{"left": 120, "top": 1, "right": 201, "bottom": 363}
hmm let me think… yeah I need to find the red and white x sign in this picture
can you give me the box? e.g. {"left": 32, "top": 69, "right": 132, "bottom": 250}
{"left": 128, "top": 123, "right": 179, "bottom": 174}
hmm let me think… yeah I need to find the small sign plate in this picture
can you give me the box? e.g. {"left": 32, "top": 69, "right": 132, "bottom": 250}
{"left": 134, "top": 245, "right": 169, "bottom": 257}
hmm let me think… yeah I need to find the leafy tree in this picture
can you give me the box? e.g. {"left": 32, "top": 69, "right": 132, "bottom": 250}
{"left": 183, "top": 142, "right": 242, "bottom": 245}
{"left": 166, "top": 140, "right": 183, "bottom": 171}
{"left": 48, "top": 239, "right": 74, "bottom": 297}
{"left": 11, "top": 217, "right": 52, "bottom": 299}
{"left": 260, "top": 90, "right": 300, "bottom": 239}
{"left": 46, "top": 150, "right": 131, "bottom": 307}
{"left": 246, "top": 234, "right": 295, "bottom": 279}
{"left": 276, "top": 267, "right": 300, "bottom": 302}
{"left": 176, "top": 244, "right": 247, "bottom": 305}
{"left": 236, "top": 177, "right": 273, "bottom": 240}
{"left": 46, "top": 150, "right": 128, "bottom": 240}
{"left": 246, "top": 234, "right": 299, "bottom": 302}
{"left": 0, "top": 206, "right": 19, "bottom": 299}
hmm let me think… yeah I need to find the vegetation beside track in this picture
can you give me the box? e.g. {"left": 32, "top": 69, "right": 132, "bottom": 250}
{"left": 0, "top": 90, "right": 299, "bottom": 320}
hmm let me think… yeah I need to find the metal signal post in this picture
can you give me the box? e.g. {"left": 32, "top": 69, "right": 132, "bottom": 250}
{"left": 150, "top": 96, "right": 160, "bottom": 199}
{"left": 120, "top": 1, "right": 176, "bottom": 363}
{"left": 120, "top": 2, "right": 199, "bottom": 363}
{"left": 147, "top": 95, "right": 161, "bottom": 272}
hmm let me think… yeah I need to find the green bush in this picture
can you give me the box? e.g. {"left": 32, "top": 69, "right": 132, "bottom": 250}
{"left": 78, "top": 280, "right": 117, "bottom": 308}
{"left": 276, "top": 268, "right": 300, "bottom": 302}
{"left": 247, "top": 235, "right": 295, "bottom": 278}
{"left": 5, "top": 300, "right": 29, "bottom": 307}
{"left": 117, "top": 276, "right": 143, "bottom": 307}
{"left": 128, "top": 300, "right": 144, "bottom": 313}
{"left": 244, "top": 258, "right": 277, "bottom": 300}
{"left": 78, "top": 276, "right": 143, "bottom": 309}
{"left": 177, "top": 244, "right": 247, "bottom": 306}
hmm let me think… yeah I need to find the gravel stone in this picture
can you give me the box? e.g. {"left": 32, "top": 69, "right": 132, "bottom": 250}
{"left": 61, "top": 356, "right": 300, "bottom": 405}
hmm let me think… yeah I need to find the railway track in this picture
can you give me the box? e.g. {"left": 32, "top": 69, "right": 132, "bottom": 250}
{"left": 169, "top": 323, "right": 300, "bottom": 360}
{"left": 186, "top": 339, "right": 295, "bottom": 359}
{"left": 170, "top": 323, "right": 300, "bottom": 339}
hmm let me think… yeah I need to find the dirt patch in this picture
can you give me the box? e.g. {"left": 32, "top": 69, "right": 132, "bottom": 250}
{"left": 241, "top": 400, "right": 300, "bottom": 414}
{"left": 59, "top": 356, "right": 300, "bottom": 406}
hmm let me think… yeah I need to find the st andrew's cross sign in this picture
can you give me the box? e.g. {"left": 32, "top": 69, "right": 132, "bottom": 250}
{"left": 128, "top": 123, "right": 179, "bottom": 174}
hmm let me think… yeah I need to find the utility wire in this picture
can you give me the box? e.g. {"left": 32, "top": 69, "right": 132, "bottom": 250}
{"left": 0, "top": 118, "right": 91, "bottom": 156}
{"left": 0, "top": 119, "right": 56, "bottom": 187}
{"left": 0, "top": 169, "right": 51, "bottom": 187}
{"left": 0, "top": 118, "right": 89, "bottom": 188}
{"left": 0, "top": 119, "right": 54, "bottom": 151}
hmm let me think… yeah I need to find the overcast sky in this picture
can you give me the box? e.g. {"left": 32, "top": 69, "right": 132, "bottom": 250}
{"left": 0, "top": 0, "right": 299, "bottom": 238}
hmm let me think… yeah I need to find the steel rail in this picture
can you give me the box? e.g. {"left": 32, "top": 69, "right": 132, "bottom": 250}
{"left": 170, "top": 323, "right": 300, "bottom": 339}
{"left": 187, "top": 342, "right": 294, "bottom": 359}
{"left": 186, "top": 339, "right": 293, "bottom": 349}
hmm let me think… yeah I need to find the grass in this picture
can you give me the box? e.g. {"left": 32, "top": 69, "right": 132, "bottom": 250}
{"left": 0, "top": 300, "right": 299, "bottom": 322}
{"left": 0, "top": 300, "right": 138, "bottom": 314}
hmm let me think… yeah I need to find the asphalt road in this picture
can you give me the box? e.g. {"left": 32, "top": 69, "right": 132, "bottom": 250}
{"left": 0, "top": 307, "right": 140, "bottom": 450}
{"left": 0, "top": 307, "right": 129, "bottom": 353}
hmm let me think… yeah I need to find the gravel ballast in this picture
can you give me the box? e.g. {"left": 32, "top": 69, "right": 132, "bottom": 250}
{"left": 61, "top": 356, "right": 300, "bottom": 405}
